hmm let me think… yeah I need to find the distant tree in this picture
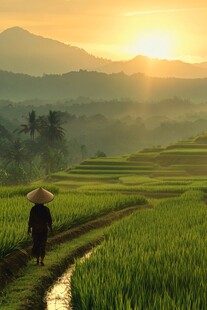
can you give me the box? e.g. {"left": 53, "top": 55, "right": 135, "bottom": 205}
{"left": 0, "top": 124, "right": 12, "bottom": 159}
{"left": 1, "top": 139, "right": 29, "bottom": 184}
{"left": 18, "top": 110, "right": 39, "bottom": 140}
{"left": 95, "top": 150, "right": 107, "bottom": 158}
{"left": 23, "top": 139, "right": 43, "bottom": 179}
{"left": 37, "top": 110, "right": 67, "bottom": 175}
{"left": 39, "top": 110, "right": 65, "bottom": 145}
{"left": 80, "top": 144, "right": 88, "bottom": 160}
{"left": 3, "top": 139, "right": 28, "bottom": 166}
{"left": 0, "top": 123, "right": 12, "bottom": 141}
{"left": 40, "top": 146, "right": 68, "bottom": 175}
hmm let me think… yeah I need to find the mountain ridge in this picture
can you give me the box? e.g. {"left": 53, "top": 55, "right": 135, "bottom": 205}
{"left": 0, "top": 27, "right": 111, "bottom": 76}
{"left": 0, "top": 69, "right": 207, "bottom": 102}
{"left": 97, "top": 54, "right": 207, "bottom": 78}
{"left": 1, "top": 27, "right": 207, "bottom": 78}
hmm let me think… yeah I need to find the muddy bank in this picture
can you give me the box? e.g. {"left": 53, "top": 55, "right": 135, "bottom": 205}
{"left": 0, "top": 204, "right": 152, "bottom": 292}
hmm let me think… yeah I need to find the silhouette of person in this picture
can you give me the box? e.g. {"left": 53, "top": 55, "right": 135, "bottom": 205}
{"left": 27, "top": 187, "right": 53, "bottom": 266}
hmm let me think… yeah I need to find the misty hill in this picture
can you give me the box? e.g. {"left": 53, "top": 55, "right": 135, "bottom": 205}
{"left": 1, "top": 27, "right": 207, "bottom": 79}
{"left": 0, "top": 27, "right": 110, "bottom": 76}
{"left": 1, "top": 70, "right": 207, "bottom": 102}
{"left": 97, "top": 55, "right": 207, "bottom": 79}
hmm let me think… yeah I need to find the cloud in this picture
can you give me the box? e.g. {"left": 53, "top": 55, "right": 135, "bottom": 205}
{"left": 124, "top": 7, "right": 207, "bottom": 16}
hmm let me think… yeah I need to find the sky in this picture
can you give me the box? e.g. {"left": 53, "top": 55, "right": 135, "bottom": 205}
{"left": 0, "top": 0, "right": 207, "bottom": 62}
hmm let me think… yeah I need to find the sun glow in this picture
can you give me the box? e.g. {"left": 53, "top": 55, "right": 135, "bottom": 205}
{"left": 130, "top": 32, "right": 174, "bottom": 59}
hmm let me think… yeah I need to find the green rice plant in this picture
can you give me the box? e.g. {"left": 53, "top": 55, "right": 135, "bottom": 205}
{"left": 46, "top": 171, "right": 73, "bottom": 181}
{"left": 56, "top": 175, "right": 207, "bottom": 195}
{"left": 162, "top": 148, "right": 207, "bottom": 155}
{"left": 0, "top": 192, "right": 147, "bottom": 257}
{"left": 71, "top": 190, "right": 207, "bottom": 309}
{"left": 79, "top": 157, "right": 129, "bottom": 165}
{"left": 119, "top": 176, "right": 158, "bottom": 185}
{"left": 55, "top": 173, "right": 121, "bottom": 180}
{"left": 166, "top": 143, "right": 207, "bottom": 149}
{"left": 75, "top": 182, "right": 190, "bottom": 194}
{"left": 0, "top": 185, "right": 59, "bottom": 198}
{"left": 72, "top": 165, "right": 154, "bottom": 171}
{"left": 54, "top": 180, "right": 103, "bottom": 189}
{"left": 158, "top": 176, "right": 207, "bottom": 182}
{"left": 70, "top": 169, "right": 151, "bottom": 175}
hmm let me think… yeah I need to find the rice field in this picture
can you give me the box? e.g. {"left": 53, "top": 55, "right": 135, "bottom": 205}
{"left": 2, "top": 134, "right": 207, "bottom": 307}
{"left": 162, "top": 148, "right": 207, "bottom": 154}
{"left": 0, "top": 184, "right": 59, "bottom": 198}
{"left": 72, "top": 178, "right": 207, "bottom": 195}
{"left": 0, "top": 191, "right": 147, "bottom": 258}
{"left": 2, "top": 142, "right": 207, "bottom": 259}
{"left": 71, "top": 190, "right": 207, "bottom": 309}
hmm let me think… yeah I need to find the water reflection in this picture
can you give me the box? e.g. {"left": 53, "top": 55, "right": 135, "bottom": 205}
{"left": 46, "top": 251, "right": 93, "bottom": 310}
{"left": 46, "top": 267, "right": 73, "bottom": 309}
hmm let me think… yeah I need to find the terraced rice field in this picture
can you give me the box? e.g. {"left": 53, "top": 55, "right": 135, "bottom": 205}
{"left": 2, "top": 134, "right": 207, "bottom": 308}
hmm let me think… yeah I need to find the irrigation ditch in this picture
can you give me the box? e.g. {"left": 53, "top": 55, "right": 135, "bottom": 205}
{"left": 0, "top": 203, "right": 153, "bottom": 309}
{"left": 46, "top": 250, "right": 93, "bottom": 310}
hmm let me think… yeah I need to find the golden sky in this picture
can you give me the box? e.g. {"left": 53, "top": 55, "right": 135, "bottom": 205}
{"left": 0, "top": 0, "right": 207, "bottom": 62}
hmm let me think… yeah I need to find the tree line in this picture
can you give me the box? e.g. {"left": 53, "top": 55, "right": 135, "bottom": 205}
{"left": 0, "top": 110, "right": 68, "bottom": 185}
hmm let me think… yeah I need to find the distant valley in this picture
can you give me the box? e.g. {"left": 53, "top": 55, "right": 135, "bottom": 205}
{"left": 1, "top": 26, "right": 207, "bottom": 157}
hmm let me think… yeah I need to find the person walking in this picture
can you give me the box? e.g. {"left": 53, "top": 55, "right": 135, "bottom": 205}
{"left": 27, "top": 187, "right": 53, "bottom": 266}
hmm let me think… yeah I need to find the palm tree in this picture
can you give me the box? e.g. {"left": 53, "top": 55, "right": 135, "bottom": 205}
{"left": 4, "top": 139, "right": 28, "bottom": 166}
{"left": 39, "top": 110, "right": 65, "bottom": 145}
{"left": 40, "top": 147, "right": 67, "bottom": 175}
{"left": 18, "top": 110, "right": 39, "bottom": 140}
{"left": 2, "top": 139, "right": 29, "bottom": 184}
{"left": 38, "top": 111, "right": 66, "bottom": 175}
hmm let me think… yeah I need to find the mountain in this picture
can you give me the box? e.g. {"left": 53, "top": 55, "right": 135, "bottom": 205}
{"left": 0, "top": 70, "right": 207, "bottom": 102}
{"left": 196, "top": 62, "right": 207, "bottom": 69}
{"left": 97, "top": 55, "right": 207, "bottom": 78}
{"left": 1, "top": 27, "right": 207, "bottom": 79}
{"left": 0, "top": 27, "right": 110, "bottom": 76}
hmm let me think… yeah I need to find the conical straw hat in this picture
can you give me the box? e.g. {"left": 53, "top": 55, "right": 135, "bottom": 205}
{"left": 26, "top": 187, "right": 54, "bottom": 204}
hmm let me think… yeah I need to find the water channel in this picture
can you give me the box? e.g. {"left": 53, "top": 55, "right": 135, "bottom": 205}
{"left": 46, "top": 251, "right": 93, "bottom": 310}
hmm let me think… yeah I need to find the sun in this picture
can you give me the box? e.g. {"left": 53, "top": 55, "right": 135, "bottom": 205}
{"left": 130, "top": 32, "right": 173, "bottom": 59}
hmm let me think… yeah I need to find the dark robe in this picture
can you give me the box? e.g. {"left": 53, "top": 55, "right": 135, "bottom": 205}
{"left": 28, "top": 204, "right": 52, "bottom": 258}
